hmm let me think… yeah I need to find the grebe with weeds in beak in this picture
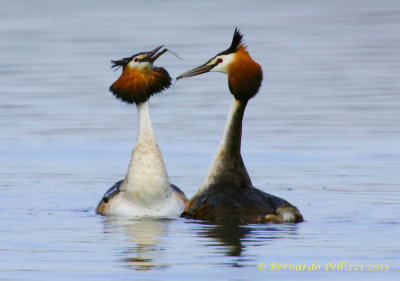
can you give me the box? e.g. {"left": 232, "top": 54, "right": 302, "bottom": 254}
{"left": 96, "top": 46, "right": 187, "bottom": 217}
{"left": 177, "top": 29, "right": 303, "bottom": 224}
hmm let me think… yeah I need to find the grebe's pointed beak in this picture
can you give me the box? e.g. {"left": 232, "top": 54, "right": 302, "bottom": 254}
{"left": 141, "top": 45, "right": 167, "bottom": 63}
{"left": 176, "top": 61, "right": 218, "bottom": 80}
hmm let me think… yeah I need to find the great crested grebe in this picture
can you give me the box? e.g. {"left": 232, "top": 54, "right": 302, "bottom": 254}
{"left": 96, "top": 46, "right": 187, "bottom": 217}
{"left": 177, "top": 29, "right": 303, "bottom": 223}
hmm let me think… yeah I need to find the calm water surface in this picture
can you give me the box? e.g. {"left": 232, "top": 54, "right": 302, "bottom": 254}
{"left": 1, "top": 0, "right": 399, "bottom": 280}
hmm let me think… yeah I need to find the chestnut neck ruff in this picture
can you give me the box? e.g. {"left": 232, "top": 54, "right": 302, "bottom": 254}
{"left": 110, "top": 67, "right": 171, "bottom": 104}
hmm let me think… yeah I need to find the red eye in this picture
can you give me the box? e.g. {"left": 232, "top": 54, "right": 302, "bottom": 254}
{"left": 134, "top": 58, "right": 139, "bottom": 62}
{"left": 217, "top": 58, "right": 223, "bottom": 63}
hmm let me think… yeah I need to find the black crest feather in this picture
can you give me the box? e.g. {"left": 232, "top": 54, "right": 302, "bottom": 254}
{"left": 111, "top": 57, "right": 132, "bottom": 70}
{"left": 218, "top": 28, "right": 245, "bottom": 56}
{"left": 110, "top": 52, "right": 142, "bottom": 70}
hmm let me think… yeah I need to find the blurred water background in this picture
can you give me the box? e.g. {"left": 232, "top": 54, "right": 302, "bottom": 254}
{"left": 0, "top": 0, "right": 399, "bottom": 280}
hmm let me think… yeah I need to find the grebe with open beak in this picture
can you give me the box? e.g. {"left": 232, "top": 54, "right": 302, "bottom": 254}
{"left": 96, "top": 46, "right": 187, "bottom": 217}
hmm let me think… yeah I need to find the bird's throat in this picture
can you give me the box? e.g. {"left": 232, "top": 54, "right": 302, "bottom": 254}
{"left": 220, "top": 98, "right": 246, "bottom": 155}
{"left": 136, "top": 102, "right": 156, "bottom": 144}
{"left": 201, "top": 98, "right": 252, "bottom": 191}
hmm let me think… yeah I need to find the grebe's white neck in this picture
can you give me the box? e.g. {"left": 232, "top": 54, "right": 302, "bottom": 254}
{"left": 199, "top": 98, "right": 252, "bottom": 193}
{"left": 120, "top": 101, "right": 170, "bottom": 202}
{"left": 136, "top": 101, "right": 156, "bottom": 144}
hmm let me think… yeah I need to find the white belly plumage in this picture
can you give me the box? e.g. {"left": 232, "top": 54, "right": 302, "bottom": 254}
{"left": 103, "top": 188, "right": 186, "bottom": 217}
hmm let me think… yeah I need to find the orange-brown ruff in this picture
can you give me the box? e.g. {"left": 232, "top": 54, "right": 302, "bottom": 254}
{"left": 110, "top": 67, "right": 171, "bottom": 104}
{"left": 178, "top": 28, "right": 303, "bottom": 224}
{"left": 227, "top": 46, "right": 263, "bottom": 102}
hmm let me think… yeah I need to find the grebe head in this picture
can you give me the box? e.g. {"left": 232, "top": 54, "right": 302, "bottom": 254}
{"left": 110, "top": 45, "right": 171, "bottom": 104}
{"left": 177, "top": 28, "right": 263, "bottom": 102}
